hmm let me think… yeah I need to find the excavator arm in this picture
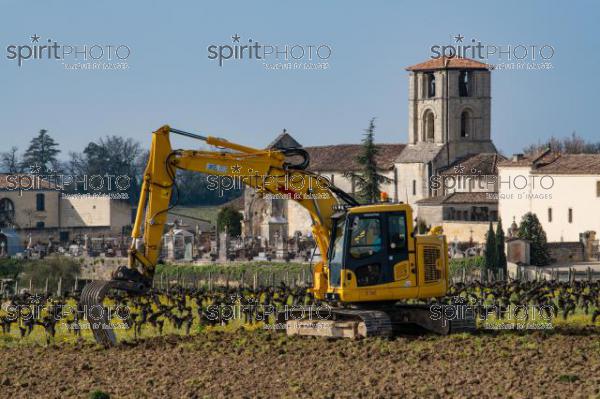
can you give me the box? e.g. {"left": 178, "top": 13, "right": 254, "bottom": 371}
{"left": 81, "top": 125, "right": 357, "bottom": 346}
{"left": 129, "top": 125, "right": 354, "bottom": 292}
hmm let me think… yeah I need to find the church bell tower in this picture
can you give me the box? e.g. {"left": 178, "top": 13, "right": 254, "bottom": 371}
{"left": 406, "top": 56, "right": 496, "bottom": 162}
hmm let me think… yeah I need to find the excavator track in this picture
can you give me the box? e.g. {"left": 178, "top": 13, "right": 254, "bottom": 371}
{"left": 283, "top": 307, "right": 393, "bottom": 338}
{"left": 282, "top": 303, "right": 476, "bottom": 338}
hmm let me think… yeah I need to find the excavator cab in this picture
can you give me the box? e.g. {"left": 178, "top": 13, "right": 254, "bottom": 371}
{"left": 323, "top": 204, "right": 448, "bottom": 303}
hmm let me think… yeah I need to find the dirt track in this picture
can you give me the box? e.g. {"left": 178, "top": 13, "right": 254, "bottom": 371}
{"left": 0, "top": 329, "right": 598, "bottom": 398}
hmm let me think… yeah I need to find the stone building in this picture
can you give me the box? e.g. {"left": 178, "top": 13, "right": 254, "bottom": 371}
{"left": 242, "top": 56, "right": 501, "bottom": 245}
{"left": 243, "top": 132, "right": 404, "bottom": 244}
{"left": 415, "top": 152, "right": 505, "bottom": 242}
{"left": 0, "top": 173, "right": 133, "bottom": 245}
{"left": 397, "top": 57, "right": 496, "bottom": 207}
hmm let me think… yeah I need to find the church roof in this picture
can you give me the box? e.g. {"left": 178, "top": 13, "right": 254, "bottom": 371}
{"left": 395, "top": 143, "right": 444, "bottom": 163}
{"left": 439, "top": 153, "right": 505, "bottom": 176}
{"left": 267, "top": 130, "right": 302, "bottom": 149}
{"left": 416, "top": 192, "right": 497, "bottom": 206}
{"left": 406, "top": 56, "right": 490, "bottom": 72}
{"left": 305, "top": 144, "right": 405, "bottom": 172}
{"left": 264, "top": 130, "right": 405, "bottom": 172}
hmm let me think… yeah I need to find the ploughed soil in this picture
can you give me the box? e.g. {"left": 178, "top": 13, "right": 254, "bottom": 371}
{"left": 0, "top": 329, "right": 599, "bottom": 398}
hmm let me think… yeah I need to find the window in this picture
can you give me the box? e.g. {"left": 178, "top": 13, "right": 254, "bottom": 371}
{"left": 426, "top": 73, "right": 435, "bottom": 97}
{"left": 460, "top": 111, "right": 471, "bottom": 138}
{"left": 412, "top": 180, "right": 416, "bottom": 196}
{"left": 568, "top": 208, "right": 573, "bottom": 223}
{"left": 548, "top": 207, "right": 552, "bottom": 222}
{"left": 36, "top": 221, "right": 45, "bottom": 229}
{"left": 0, "top": 198, "right": 15, "bottom": 227}
{"left": 597, "top": 181, "right": 600, "bottom": 197}
{"left": 59, "top": 231, "right": 70, "bottom": 242}
{"left": 36, "top": 193, "right": 45, "bottom": 211}
{"left": 329, "top": 217, "right": 346, "bottom": 265}
{"left": 388, "top": 213, "right": 407, "bottom": 252}
{"left": 490, "top": 210, "right": 498, "bottom": 221}
{"left": 423, "top": 110, "right": 435, "bottom": 142}
{"left": 459, "top": 70, "right": 470, "bottom": 97}
{"left": 348, "top": 215, "right": 382, "bottom": 259}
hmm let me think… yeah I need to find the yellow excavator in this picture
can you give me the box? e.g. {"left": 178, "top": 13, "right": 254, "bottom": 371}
{"left": 81, "top": 125, "right": 474, "bottom": 346}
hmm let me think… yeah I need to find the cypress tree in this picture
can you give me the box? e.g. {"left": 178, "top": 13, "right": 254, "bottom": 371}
{"left": 518, "top": 212, "right": 551, "bottom": 266}
{"left": 495, "top": 217, "right": 507, "bottom": 277}
{"left": 344, "top": 118, "right": 391, "bottom": 204}
{"left": 484, "top": 222, "right": 497, "bottom": 278}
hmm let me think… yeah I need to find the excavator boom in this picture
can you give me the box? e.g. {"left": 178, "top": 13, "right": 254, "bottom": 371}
{"left": 82, "top": 125, "right": 352, "bottom": 345}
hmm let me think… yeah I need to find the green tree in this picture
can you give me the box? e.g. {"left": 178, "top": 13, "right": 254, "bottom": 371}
{"left": 344, "top": 118, "right": 391, "bottom": 204}
{"left": 484, "top": 222, "right": 497, "bottom": 276}
{"left": 517, "top": 212, "right": 551, "bottom": 266}
{"left": 217, "top": 206, "right": 243, "bottom": 236}
{"left": 69, "top": 136, "right": 144, "bottom": 203}
{"left": 495, "top": 217, "right": 507, "bottom": 277}
{"left": 21, "top": 129, "right": 61, "bottom": 174}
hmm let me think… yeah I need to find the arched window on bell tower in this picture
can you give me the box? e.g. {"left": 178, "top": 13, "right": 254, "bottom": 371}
{"left": 459, "top": 70, "right": 471, "bottom": 97}
{"left": 460, "top": 110, "right": 471, "bottom": 138}
{"left": 423, "top": 110, "right": 435, "bottom": 142}
{"left": 426, "top": 73, "right": 435, "bottom": 98}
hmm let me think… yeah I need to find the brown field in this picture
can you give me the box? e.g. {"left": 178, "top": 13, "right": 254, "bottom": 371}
{"left": 0, "top": 328, "right": 598, "bottom": 399}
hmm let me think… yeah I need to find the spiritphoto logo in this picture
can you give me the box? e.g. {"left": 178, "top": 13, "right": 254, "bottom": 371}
{"left": 207, "top": 33, "right": 332, "bottom": 70}
{"left": 205, "top": 164, "right": 332, "bottom": 198}
{"left": 430, "top": 34, "right": 555, "bottom": 70}
{"left": 428, "top": 171, "right": 555, "bottom": 201}
{"left": 5, "top": 34, "right": 131, "bottom": 70}
{"left": 430, "top": 297, "right": 555, "bottom": 330}
{"left": 6, "top": 164, "right": 132, "bottom": 199}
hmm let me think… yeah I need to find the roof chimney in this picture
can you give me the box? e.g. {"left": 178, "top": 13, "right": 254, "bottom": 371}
{"left": 512, "top": 153, "right": 524, "bottom": 162}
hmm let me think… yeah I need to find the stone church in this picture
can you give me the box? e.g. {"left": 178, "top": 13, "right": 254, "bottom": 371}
{"left": 242, "top": 56, "right": 502, "bottom": 246}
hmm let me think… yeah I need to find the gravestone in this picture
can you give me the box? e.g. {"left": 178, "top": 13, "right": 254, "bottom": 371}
{"left": 506, "top": 238, "right": 530, "bottom": 265}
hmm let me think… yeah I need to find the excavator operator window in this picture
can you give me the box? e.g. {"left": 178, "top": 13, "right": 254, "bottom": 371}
{"left": 328, "top": 217, "right": 346, "bottom": 288}
{"left": 348, "top": 215, "right": 382, "bottom": 260}
{"left": 388, "top": 213, "right": 407, "bottom": 251}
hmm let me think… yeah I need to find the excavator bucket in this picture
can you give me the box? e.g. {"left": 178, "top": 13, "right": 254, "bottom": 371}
{"left": 80, "top": 280, "right": 119, "bottom": 347}
{"left": 80, "top": 277, "right": 148, "bottom": 347}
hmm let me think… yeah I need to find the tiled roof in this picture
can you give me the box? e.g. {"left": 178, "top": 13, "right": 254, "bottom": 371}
{"left": 406, "top": 57, "right": 490, "bottom": 71}
{"left": 265, "top": 131, "right": 405, "bottom": 172}
{"left": 417, "top": 192, "right": 498, "bottom": 206}
{"left": 499, "top": 152, "right": 600, "bottom": 175}
{"left": 533, "top": 154, "right": 600, "bottom": 175}
{"left": 395, "top": 143, "right": 443, "bottom": 163}
{"left": 439, "top": 153, "right": 505, "bottom": 175}
{"left": 305, "top": 144, "right": 406, "bottom": 172}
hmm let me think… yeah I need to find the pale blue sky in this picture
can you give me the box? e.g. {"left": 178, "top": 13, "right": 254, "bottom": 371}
{"left": 1, "top": 0, "right": 598, "bottom": 157}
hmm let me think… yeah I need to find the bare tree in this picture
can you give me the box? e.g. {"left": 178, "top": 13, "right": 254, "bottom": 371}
{"left": 0, "top": 147, "right": 22, "bottom": 173}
